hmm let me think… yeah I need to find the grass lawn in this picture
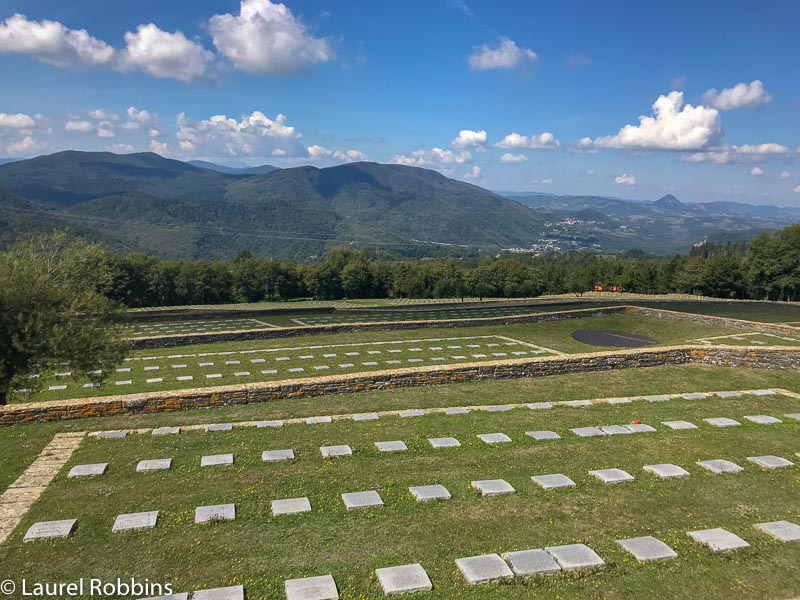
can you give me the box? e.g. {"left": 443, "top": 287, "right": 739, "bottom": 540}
{"left": 2, "top": 391, "right": 799, "bottom": 598}
{"left": 11, "top": 313, "right": 758, "bottom": 404}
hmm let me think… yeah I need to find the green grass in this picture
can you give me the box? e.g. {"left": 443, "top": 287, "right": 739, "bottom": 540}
{"left": 3, "top": 391, "right": 800, "bottom": 598}
{"left": 12, "top": 313, "right": 759, "bottom": 404}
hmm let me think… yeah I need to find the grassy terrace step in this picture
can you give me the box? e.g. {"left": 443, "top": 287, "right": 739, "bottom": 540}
{"left": 3, "top": 391, "right": 799, "bottom": 598}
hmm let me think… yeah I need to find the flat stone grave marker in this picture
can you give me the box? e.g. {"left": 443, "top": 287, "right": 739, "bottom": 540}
{"left": 755, "top": 520, "right": 800, "bottom": 542}
{"left": 717, "top": 391, "right": 742, "bottom": 398}
{"left": 376, "top": 564, "right": 433, "bottom": 595}
{"left": 625, "top": 423, "right": 657, "bottom": 433}
{"left": 321, "top": 445, "right": 352, "bottom": 458}
{"left": 472, "top": 479, "right": 515, "bottom": 496}
{"left": 152, "top": 426, "right": 180, "bottom": 436}
{"left": 607, "top": 397, "right": 632, "bottom": 404}
{"left": 262, "top": 449, "right": 294, "bottom": 462}
{"left": 271, "top": 497, "right": 311, "bottom": 516}
{"left": 747, "top": 455, "right": 794, "bottom": 469}
{"left": 662, "top": 420, "right": 698, "bottom": 430}
{"left": 206, "top": 424, "right": 233, "bottom": 432}
{"left": 342, "top": 490, "right": 383, "bottom": 510}
{"left": 140, "top": 593, "right": 188, "bottom": 600}
{"left": 485, "top": 405, "right": 511, "bottom": 412}
{"left": 455, "top": 554, "right": 514, "bottom": 584}
{"left": 644, "top": 395, "right": 670, "bottom": 402}
{"left": 617, "top": 536, "right": 677, "bottom": 561}
{"left": 589, "top": 468, "right": 634, "bottom": 484}
{"left": 703, "top": 418, "right": 741, "bottom": 428}
{"left": 532, "top": 474, "right": 576, "bottom": 490}
{"left": 68, "top": 463, "right": 108, "bottom": 478}
{"left": 527, "top": 430, "right": 561, "bottom": 441}
{"left": 256, "top": 420, "right": 283, "bottom": 428}
{"left": 284, "top": 575, "right": 338, "bottom": 600}
{"left": 784, "top": 413, "right": 800, "bottom": 421}
{"left": 564, "top": 400, "right": 593, "bottom": 407}
{"left": 752, "top": 389, "right": 775, "bottom": 396}
{"left": 112, "top": 511, "right": 158, "bottom": 533}
{"left": 571, "top": 427, "right": 605, "bottom": 438}
{"left": 409, "top": 484, "right": 451, "bottom": 502}
{"left": 744, "top": 415, "right": 782, "bottom": 425}
{"left": 24, "top": 519, "right": 77, "bottom": 541}
{"left": 600, "top": 425, "right": 631, "bottom": 435}
{"left": 137, "top": 459, "right": 172, "bottom": 472}
{"left": 98, "top": 431, "right": 127, "bottom": 439}
{"left": 429, "top": 437, "right": 460, "bottom": 449}
{"left": 688, "top": 528, "right": 750, "bottom": 552}
{"left": 201, "top": 454, "right": 234, "bottom": 467}
{"left": 375, "top": 440, "right": 407, "bottom": 453}
{"left": 502, "top": 549, "right": 561, "bottom": 576}
{"left": 682, "top": 393, "right": 706, "bottom": 400}
{"left": 307, "top": 416, "right": 332, "bottom": 425}
{"left": 444, "top": 407, "right": 469, "bottom": 415}
{"left": 477, "top": 433, "right": 512, "bottom": 444}
{"left": 528, "top": 402, "right": 552, "bottom": 410}
{"left": 400, "top": 409, "right": 425, "bottom": 418}
{"left": 644, "top": 464, "right": 690, "bottom": 479}
{"left": 545, "top": 544, "right": 605, "bottom": 570}
{"left": 697, "top": 459, "right": 743, "bottom": 474}
{"left": 192, "top": 585, "right": 245, "bottom": 600}
{"left": 195, "top": 504, "right": 235, "bottom": 524}
{"left": 353, "top": 413, "right": 379, "bottom": 421}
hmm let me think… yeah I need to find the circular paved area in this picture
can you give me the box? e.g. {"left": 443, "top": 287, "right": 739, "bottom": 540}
{"left": 572, "top": 329, "right": 659, "bottom": 348}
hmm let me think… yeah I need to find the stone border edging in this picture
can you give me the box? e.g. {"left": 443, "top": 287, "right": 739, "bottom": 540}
{"left": 3, "top": 345, "right": 799, "bottom": 426}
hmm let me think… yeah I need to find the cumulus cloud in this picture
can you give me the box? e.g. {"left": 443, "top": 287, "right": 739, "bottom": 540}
{"left": 118, "top": 24, "right": 214, "bottom": 82}
{"left": 702, "top": 80, "right": 772, "bottom": 111}
{"left": 596, "top": 91, "right": 722, "bottom": 151}
{"left": 779, "top": 170, "right": 791, "bottom": 180}
{"left": 306, "top": 145, "right": 368, "bottom": 162}
{"left": 96, "top": 122, "right": 115, "bottom": 138}
{"left": 500, "top": 152, "right": 528, "bottom": 164}
{"left": 750, "top": 166, "right": 765, "bottom": 177}
{"left": 794, "top": 185, "right": 800, "bottom": 193}
{"left": 683, "top": 143, "right": 790, "bottom": 164}
{"left": 65, "top": 120, "right": 93, "bottom": 133}
{"left": 107, "top": 143, "right": 135, "bottom": 153}
{"left": 495, "top": 131, "right": 559, "bottom": 149}
{"left": 0, "top": 112, "right": 36, "bottom": 128}
{"left": 0, "top": 13, "right": 116, "bottom": 69}
{"left": 208, "top": 0, "right": 334, "bottom": 75}
{"left": 463, "top": 165, "right": 482, "bottom": 179}
{"left": 176, "top": 110, "right": 301, "bottom": 157}
{"left": 615, "top": 173, "right": 636, "bottom": 186}
{"left": 467, "top": 36, "right": 537, "bottom": 70}
{"left": 89, "top": 109, "right": 119, "bottom": 122}
{"left": 150, "top": 139, "right": 170, "bottom": 155}
{"left": 390, "top": 147, "right": 472, "bottom": 166}
{"left": 5, "top": 135, "right": 42, "bottom": 155}
{"left": 568, "top": 136, "right": 597, "bottom": 154}
{"left": 451, "top": 129, "right": 487, "bottom": 150}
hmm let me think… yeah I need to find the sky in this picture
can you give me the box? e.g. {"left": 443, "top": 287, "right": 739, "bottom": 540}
{"left": 0, "top": 0, "right": 798, "bottom": 205}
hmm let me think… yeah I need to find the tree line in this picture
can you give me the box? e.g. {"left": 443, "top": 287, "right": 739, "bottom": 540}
{"left": 94, "top": 224, "right": 800, "bottom": 307}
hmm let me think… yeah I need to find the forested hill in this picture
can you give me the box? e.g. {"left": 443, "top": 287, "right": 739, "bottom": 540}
{"left": 0, "top": 151, "right": 546, "bottom": 260}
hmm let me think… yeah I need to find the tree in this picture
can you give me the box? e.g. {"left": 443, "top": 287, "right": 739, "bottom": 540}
{"left": 0, "top": 233, "right": 128, "bottom": 405}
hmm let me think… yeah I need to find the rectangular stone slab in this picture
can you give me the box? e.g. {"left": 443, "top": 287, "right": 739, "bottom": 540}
{"left": 643, "top": 464, "right": 690, "bottom": 479}
{"left": 152, "top": 427, "right": 180, "bottom": 436}
{"left": 644, "top": 395, "right": 670, "bottom": 402}
{"left": 600, "top": 425, "right": 631, "bottom": 435}
{"left": 192, "top": 585, "right": 245, "bottom": 600}
{"left": 201, "top": 454, "right": 234, "bottom": 467}
{"left": 68, "top": 463, "right": 108, "bottom": 478}
{"left": 262, "top": 449, "right": 294, "bottom": 462}
{"left": 485, "top": 405, "right": 511, "bottom": 412}
{"left": 320, "top": 445, "right": 352, "bottom": 458}
{"left": 682, "top": 393, "right": 706, "bottom": 400}
{"left": 717, "top": 391, "right": 742, "bottom": 398}
{"left": 532, "top": 474, "right": 576, "bottom": 490}
{"left": 137, "top": 459, "right": 172, "bottom": 472}
{"left": 696, "top": 459, "right": 743, "bottom": 474}
{"left": 409, "top": 484, "right": 451, "bottom": 502}
{"left": 195, "top": 504, "right": 236, "bottom": 523}
{"left": 545, "top": 544, "right": 605, "bottom": 570}
{"left": 353, "top": 413, "right": 379, "bottom": 421}
{"left": 306, "top": 416, "right": 332, "bottom": 424}
{"left": 455, "top": 554, "right": 514, "bottom": 584}
{"left": 688, "top": 528, "right": 750, "bottom": 552}
{"left": 444, "top": 407, "right": 469, "bottom": 415}
{"left": 140, "top": 594, "right": 188, "bottom": 600}
{"left": 112, "top": 511, "right": 158, "bottom": 533}
{"left": 24, "top": 519, "right": 77, "bottom": 541}
{"left": 747, "top": 455, "right": 794, "bottom": 469}
{"left": 256, "top": 420, "right": 283, "bottom": 428}
{"left": 755, "top": 520, "right": 800, "bottom": 542}
{"left": 285, "top": 575, "right": 338, "bottom": 600}
{"left": 526, "top": 430, "right": 561, "bottom": 441}
{"left": 744, "top": 415, "right": 782, "bottom": 424}
{"left": 429, "top": 437, "right": 460, "bottom": 448}
{"left": 205, "top": 423, "right": 233, "bottom": 432}
{"left": 97, "top": 431, "right": 127, "bottom": 439}
{"left": 527, "top": 402, "right": 552, "bottom": 410}
{"left": 617, "top": 536, "right": 677, "bottom": 561}
{"left": 703, "top": 417, "right": 741, "bottom": 428}
{"left": 472, "top": 479, "right": 515, "bottom": 496}
{"left": 662, "top": 420, "right": 698, "bottom": 430}
{"left": 589, "top": 468, "right": 634, "bottom": 484}
{"left": 342, "top": 490, "right": 383, "bottom": 510}
{"left": 375, "top": 440, "right": 407, "bottom": 453}
{"left": 624, "top": 423, "right": 657, "bottom": 433}
{"left": 272, "top": 497, "right": 311, "bottom": 516}
{"left": 751, "top": 389, "right": 775, "bottom": 396}
{"left": 571, "top": 427, "right": 605, "bottom": 437}
{"left": 477, "top": 433, "right": 512, "bottom": 444}
{"left": 502, "top": 549, "right": 561, "bottom": 576}
{"left": 399, "top": 409, "right": 425, "bottom": 418}
{"left": 376, "top": 563, "right": 433, "bottom": 594}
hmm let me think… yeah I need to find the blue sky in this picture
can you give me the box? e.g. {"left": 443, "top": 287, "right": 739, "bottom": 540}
{"left": 0, "top": 0, "right": 798, "bottom": 205}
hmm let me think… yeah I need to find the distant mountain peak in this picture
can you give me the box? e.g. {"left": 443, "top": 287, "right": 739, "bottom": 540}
{"left": 654, "top": 194, "right": 683, "bottom": 208}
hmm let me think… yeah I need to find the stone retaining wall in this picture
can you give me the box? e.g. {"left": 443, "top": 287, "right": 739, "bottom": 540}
{"left": 3, "top": 345, "right": 798, "bottom": 426}
{"left": 630, "top": 306, "right": 799, "bottom": 337}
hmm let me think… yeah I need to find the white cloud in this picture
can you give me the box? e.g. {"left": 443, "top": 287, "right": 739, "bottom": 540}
{"left": 177, "top": 110, "right": 301, "bottom": 157}
{"left": 5, "top": 135, "right": 42, "bottom": 156}
{"left": 107, "top": 143, "right": 135, "bottom": 153}
{"left": 65, "top": 120, "right": 93, "bottom": 133}
{"left": 568, "top": 136, "right": 596, "bottom": 154}
{"left": 390, "top": 147, "right": 472, "bottom": 166}
{"left": 333, "top": 149, "right": 368, "bottom": 162}
{"left": 306, "top": 145, "right": 368, "bottom": 162}
{"left": 750, "top": 166, "right": 765, "bottom": 177}
{"left": 0, "top": 112, "right": 36, "bottom": 128}
{"left": 119, "top": 24, "right": 214, "bottom": 83}
{"left": 794, "top": 185, "right": 800, "bottom": 193}
{"left": 208, "top": 0, "right": 334, "bottom": 75}
{"left": 683, "top": 143, "right": 790, "bottom": 164}
{"left": 463, "top": 165, "right": 481, "bottom": 179}
{"left": 702, "top": 80, "right": 772, "bottom": 111}
{"left": 97, "top": 122, "right": 115, "bottom": 138}
{"left": 596, "top": 91, "right": 722, "bottom": 151}
{"left": 271, "top": 148, "right": 286, "bottom": 156}
{"left": 150, "top": 139, "right": 170, "bottom": 155}
{"left": 615, "top": 173, "right": 636, "bottom": 186}
{"left": 779, "top": 170, "right": 791, "bottom": 180}
{"left": 306, "top": 144, "right": 330, "bottom": 159}
{"left": 495, "top": 131, "right": 559, "bottom": 149}
{"left": 0, "top": 13, "right": 115, "bottom": 69}
{"left": 468, "top": 36, "right": 537, "bottom": 70}
{"left": 533, "top": 177, "right": 554, "bottom": 184}
{"left": 451, "top": 129, "right": 487, "bottom": 150}
{"left": 500, "top": 152, "right": 527, "bottom": 164}
{"left": 89, "top": 109, "right": 119, "bottom": 122}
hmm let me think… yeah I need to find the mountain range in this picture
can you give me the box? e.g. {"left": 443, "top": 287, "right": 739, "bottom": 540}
{"left": 0, "top": 150, "right": 796, "bottom": 260}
